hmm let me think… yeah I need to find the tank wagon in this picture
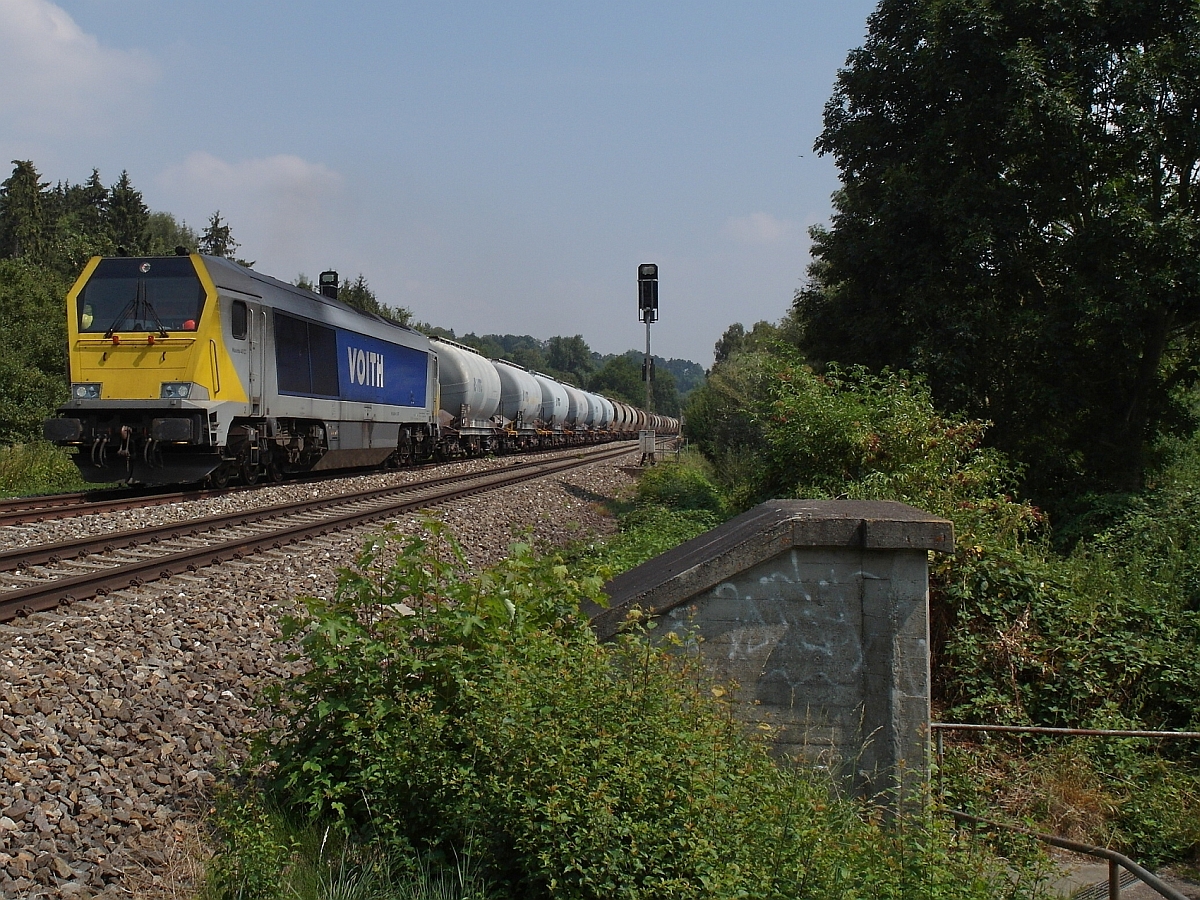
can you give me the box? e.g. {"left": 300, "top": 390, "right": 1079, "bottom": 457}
{"left": 43, "top": 253, "right": 679, "bottom": 485}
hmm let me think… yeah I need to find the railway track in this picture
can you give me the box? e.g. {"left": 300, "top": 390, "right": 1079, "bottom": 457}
{"left": 0, "top": 443, "right": 634, "bottom": 623}
{"left": 0, "top": 462, "right": 431, "bottom": 526}
{"left": 0, "top": 440, "right": 635, "bottom": 526}
{"left": 0, "top": 485, "right": 204, "bottom": 527}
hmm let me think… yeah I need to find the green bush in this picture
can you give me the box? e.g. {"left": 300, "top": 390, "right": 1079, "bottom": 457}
{"left": 0, "top": 442, "right": 90, "bottom": 496}
{"left": 634, "top": 456, "right": 725, "bottom": 515}
{"left": 0, "top": 259, "right": 70, "bottom": 443}
{"left": 204, "top": 790, "right": 298, "bottom": 900}
{"left": 255, "top": 522, "right": 1042, "bottom": 900}
{"left": 584, "top": 505, "right": 721, "bottom": 574}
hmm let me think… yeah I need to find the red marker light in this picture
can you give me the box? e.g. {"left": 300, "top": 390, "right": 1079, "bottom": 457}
{"left": 112, "top": 335, "right": 120, "bottom": 346}
{"left": 148, "top": 334, "right": 156, "bottom": 345}
{"left": 183, "top": 319, "right": 196, "bottom": 331}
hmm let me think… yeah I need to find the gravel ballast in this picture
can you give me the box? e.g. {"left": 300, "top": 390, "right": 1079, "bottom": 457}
{"left": 0, "top": 450, "right": 637, "bottom": 899}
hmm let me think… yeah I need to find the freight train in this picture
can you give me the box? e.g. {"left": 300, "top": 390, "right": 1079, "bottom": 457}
{"left": 42, "top": 253, "right": 677, "bottom": 486}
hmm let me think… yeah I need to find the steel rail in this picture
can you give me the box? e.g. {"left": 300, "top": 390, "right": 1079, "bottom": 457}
{"left": 0, "top": 490, "right": 90, "bottom": 513}
{"left": 0, "top": 485, "right": 246, "bottom": 527}
{"left": 0, "top": 445, "right": 622, "bottom": 573}
{"left": 0, "top": 444, "right": 633, "bottom": 622}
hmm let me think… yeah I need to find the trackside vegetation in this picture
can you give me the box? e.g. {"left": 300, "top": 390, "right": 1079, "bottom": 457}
{"left": 682, "top": 346, "right": 1200, "bottom": 864}
{"left": 204, "top": 520, "right": 1046, "bottom": 900}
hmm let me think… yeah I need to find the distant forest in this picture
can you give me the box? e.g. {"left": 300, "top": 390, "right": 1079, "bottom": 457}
{"left": 0, "top": 159, "right": 703, "bottom": 442}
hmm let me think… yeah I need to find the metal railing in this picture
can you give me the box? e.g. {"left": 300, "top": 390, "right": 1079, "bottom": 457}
{"left": 950, "top": 810, "right": 1188, "bottom": 900}
{"left": 933, "top": 722, "right": 1200, "bottom": 900}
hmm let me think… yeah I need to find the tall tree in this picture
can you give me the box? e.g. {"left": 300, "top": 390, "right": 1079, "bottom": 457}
{"left": 72, "top": 169, "right": 109, "bottom": 237}
{"left": 337, "top": 273, "right": 412, "bottom": 326}
{"left": 796, "top": 0, "right": 1200, "bottom": 505}
{"left": 0, "top": 160, "right": 48, "bottom": 261}
{"left": 546, "top": 335, "right": 594, "bottom": 384}
{"left": 145, "top": 211, "right": 198, "bottom": 256}
{"left": 107, "top": 171, "right": 149, "bottom": 254}
{"left": 588, "top": 356, "right": 644, "bottom": 407}
{"left": 198, "top": 210, "right": 239, "bottom": 258}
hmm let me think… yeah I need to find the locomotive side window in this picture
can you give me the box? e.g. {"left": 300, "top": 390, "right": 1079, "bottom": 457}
{"left": 231, "top": 301, "right": 247, "bottom": 339}
{"left": 274, "top": 312, "right": 340, "bottom": 398}
{"left": 77, "top": 257, "right": 206, "bottom": 333}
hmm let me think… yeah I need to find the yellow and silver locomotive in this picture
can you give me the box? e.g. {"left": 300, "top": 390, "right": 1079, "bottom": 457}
{"left": 44, "top": 253, "right": 438, "bottom": 485}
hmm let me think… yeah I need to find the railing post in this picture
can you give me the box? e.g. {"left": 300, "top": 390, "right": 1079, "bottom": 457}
{"left": 936, "top": 728, "right": 944, "bottom": 801}
{"left": 1110, "top": 859, "right": 1121, "bottom": 899}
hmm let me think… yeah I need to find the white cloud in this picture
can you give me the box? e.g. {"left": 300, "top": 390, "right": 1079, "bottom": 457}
{"left": 722, "top": 212, "right": 800, "bottom": 245}
{"left": 0, "top": 0, "right": 155, "bottom": 133}
{"left": 156, "top": 152, "right": 347, "bottom": 271}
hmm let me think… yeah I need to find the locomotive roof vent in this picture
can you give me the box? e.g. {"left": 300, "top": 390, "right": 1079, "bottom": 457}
{"left": 319, "top": 270, "right": 339, "bottom": 300}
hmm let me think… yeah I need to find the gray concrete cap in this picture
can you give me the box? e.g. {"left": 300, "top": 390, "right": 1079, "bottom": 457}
{"left": 588, "top": 499, "right": 953, "bottom": 640}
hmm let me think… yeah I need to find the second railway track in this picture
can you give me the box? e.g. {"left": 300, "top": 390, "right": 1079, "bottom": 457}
{"left": 0, "top": 443, "right": 634, "bottom": 623}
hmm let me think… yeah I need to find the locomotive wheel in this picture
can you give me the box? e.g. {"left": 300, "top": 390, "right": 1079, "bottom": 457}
{"left": 241, "top": 461, "right": 260, "bottom": 485}
{"left": 210, "top": 466, "right": 231, "bottom": 489}
{"left": 396, "top": 433, "right": 414, "bottom": 465}
{"left": 265, "top": 459, "right": 284, "bottom": 483}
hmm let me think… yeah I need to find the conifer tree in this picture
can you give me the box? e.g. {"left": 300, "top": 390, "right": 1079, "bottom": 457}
{"left": 106, "top": 171, "right": 149, "bottom": 254}
{"left": 73, "top": 169, "right": 109, "bottom": 237}
{"left": 198, "top": 210, "right": 239, "bottom": 258}
{"left": 0, "top": 160, "right": 48, "bottom": 261}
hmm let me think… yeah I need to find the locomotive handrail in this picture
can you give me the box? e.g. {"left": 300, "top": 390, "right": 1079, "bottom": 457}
{"left": 76, "top": 336, "right": 197, "bottom": 345}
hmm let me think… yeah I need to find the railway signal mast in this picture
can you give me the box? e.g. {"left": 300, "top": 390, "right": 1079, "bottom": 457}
{"left": 638, "top": 263, "right": 658, "bottom": 464}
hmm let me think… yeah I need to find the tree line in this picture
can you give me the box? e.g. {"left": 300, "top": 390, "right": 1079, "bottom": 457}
{"left": 416, "top": 330, "right": 695, "bottom": 416}
{"left": 675, "top": 2, "right": 1200, "bottom": 853}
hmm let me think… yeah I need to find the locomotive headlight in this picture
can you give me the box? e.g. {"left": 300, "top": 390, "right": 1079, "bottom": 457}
{"left": 160, "top": 382, "right": 193, "bottom": 399}
{"left": 71, "top": 383, "right": 101, "bottom": 400}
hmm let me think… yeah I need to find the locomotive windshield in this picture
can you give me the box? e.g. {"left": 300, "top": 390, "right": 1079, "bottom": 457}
{"left": 77, "top": 257, "right": 207, "bottom": 333}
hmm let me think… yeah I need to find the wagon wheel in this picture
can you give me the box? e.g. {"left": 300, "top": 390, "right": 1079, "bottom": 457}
{"left": 209, "top": 465, "right": 231, "bottom": 489}
{"left": 393, "top": 431, "right": 413, "bottom": 466}
{"left": 241, "top": 460, "right": 260, "bottom": 485}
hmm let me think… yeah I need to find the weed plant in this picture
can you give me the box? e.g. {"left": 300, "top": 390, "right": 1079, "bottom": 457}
{"left": 203, "top": 789, "right": 493, "bottom": 900}
{"left": 229, "top": 521, "right": 1044, "bottom": 900}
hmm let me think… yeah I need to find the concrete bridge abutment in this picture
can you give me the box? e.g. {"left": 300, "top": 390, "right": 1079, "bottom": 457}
{"left": 590, "top": 500, "right": 953, "bottom": 802}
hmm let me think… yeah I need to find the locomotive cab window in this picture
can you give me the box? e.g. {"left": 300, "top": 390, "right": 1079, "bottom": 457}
{"left": 77, "top": 257, "right": 206, "bottom": 333}
{"left": 231, "top": 301, "right": 247, "bottom": 339}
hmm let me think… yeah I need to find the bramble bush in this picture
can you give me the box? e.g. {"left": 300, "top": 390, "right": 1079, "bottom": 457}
{"left": 249, "top": 521, "right": 1041, "bottom": 900}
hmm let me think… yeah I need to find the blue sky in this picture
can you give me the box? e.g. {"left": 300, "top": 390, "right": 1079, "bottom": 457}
{"left": 0, "top": 0, "right": 878, "bottom": 365}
